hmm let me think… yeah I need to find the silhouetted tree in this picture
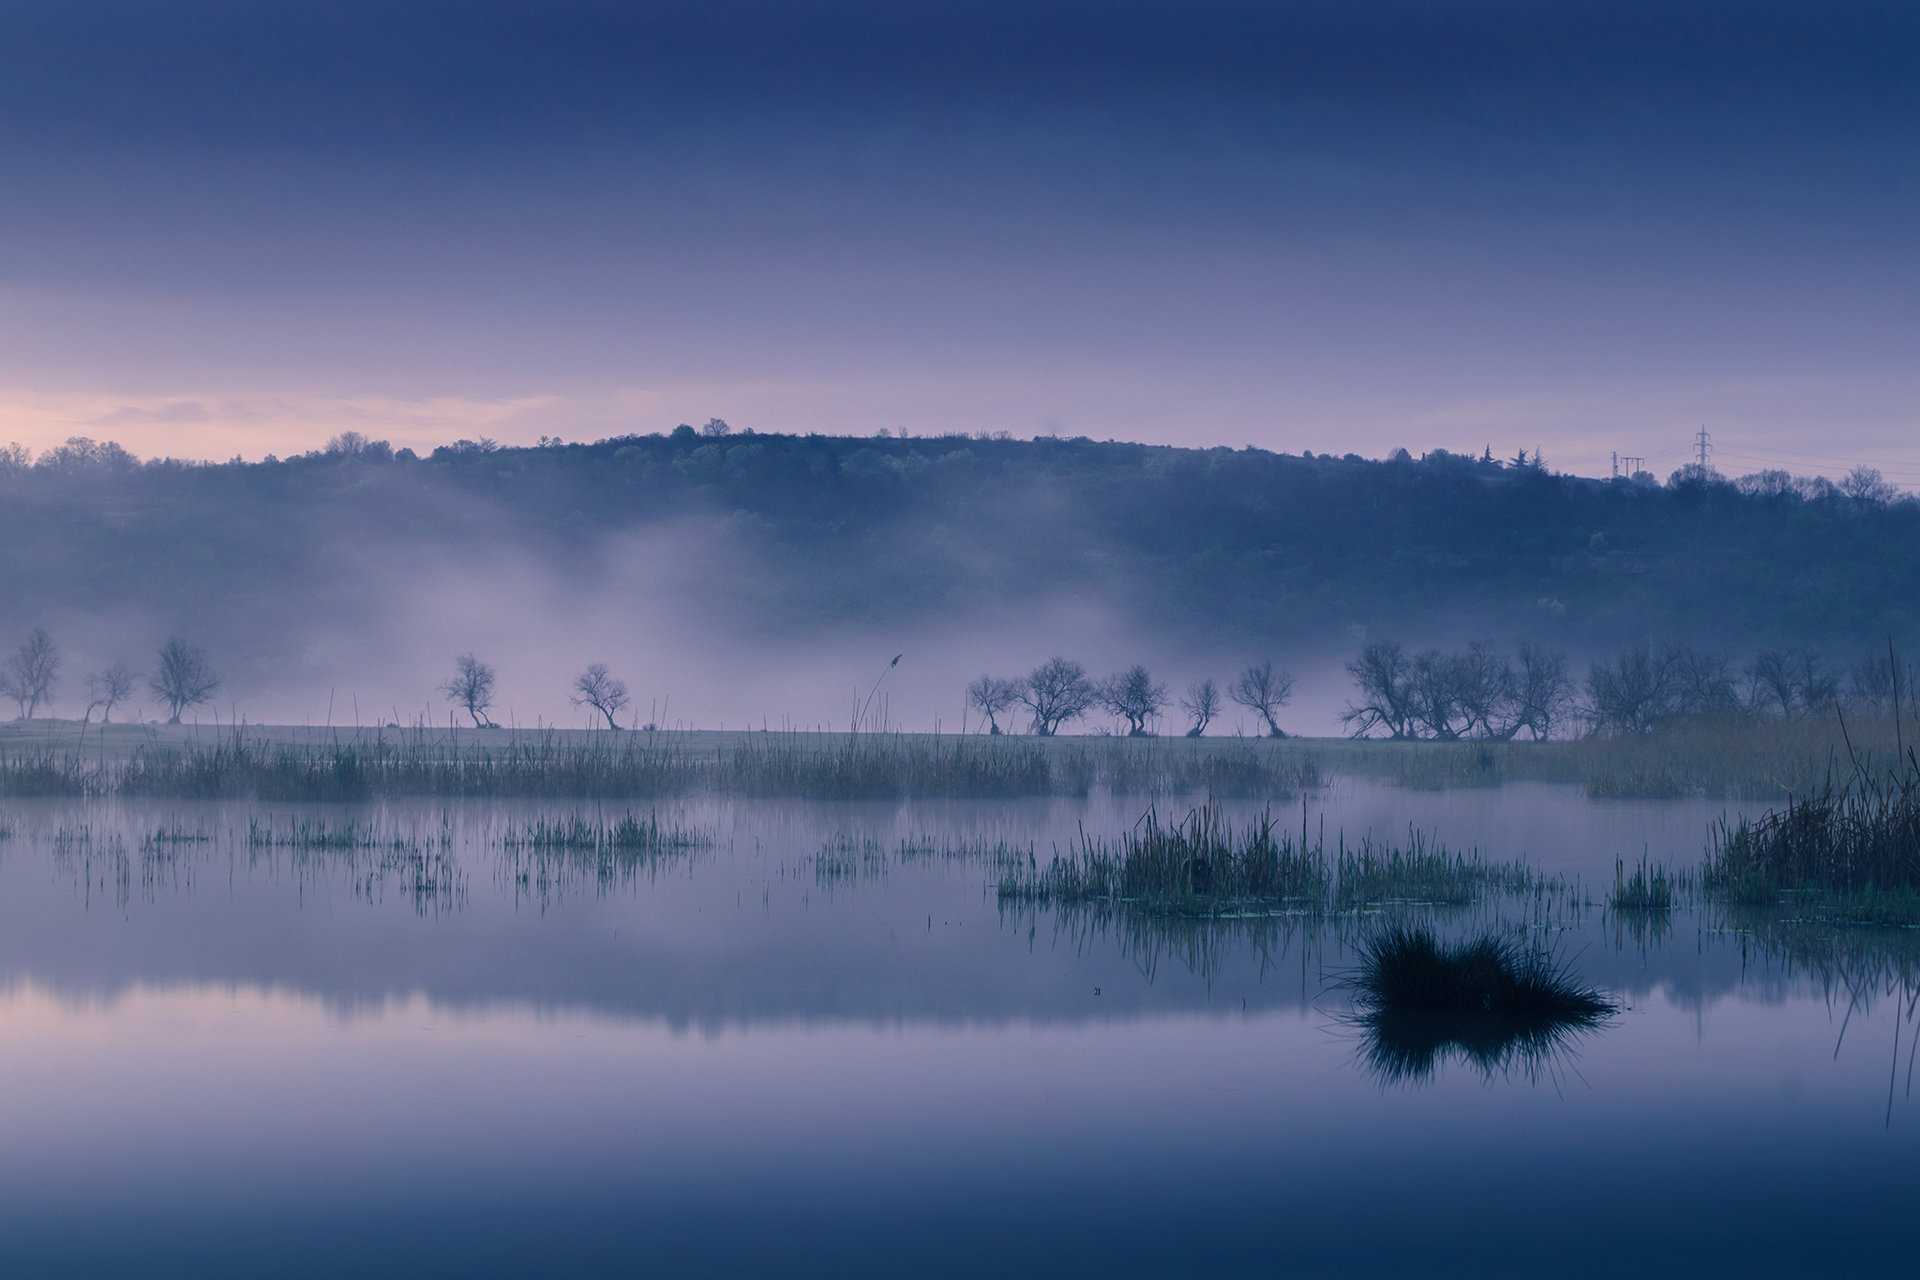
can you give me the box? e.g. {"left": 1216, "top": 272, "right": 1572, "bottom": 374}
{"left": 148, "top": 639, "right": 219, "bottom": 724}
{"left": 1840, "top": 465, "right": 1898, "bottom": 503}
{"left": 966, "top": 675, "right": 1020, "bottom": 734}
{"left": 1847, "top": 647, "right": 1901, "bottom": 712}
{"left": 83, "top": 662, "right": 136, "bottom": 724}
{"left": 0, "top": 626, "right": 57, "bottom": 718}
{"left": 439, "top": 653, "right": 498, "bottom": 727}
{"left": 1509, "top": 644, "right": 1574, "bottom": 739}
{"left": 1097, "top": 665, "right": 1166, "bottom": 736}
{"left": 1229, "top": 659, "right": 1295, "bottom": 737}
{"left": 1747, "top": 648, "right": 1838, "bottom": 717}
{"left": 1657, "top": 647, "right": 1737, "bottom": 717}
{"left": 1585, "top": 645, "right": 1678, "bottom": 736}
{"left": 1018, "top": 657, "right": 1095, "bottom": 736}
{"left": 1343, "top": 643, "right": 1416, "bottom": 738}
{"left": 570, "top": 662, "right": 630, "bottom": 729}
{"left": 1180, "top": 677, "right": 1220, "bottom": 737}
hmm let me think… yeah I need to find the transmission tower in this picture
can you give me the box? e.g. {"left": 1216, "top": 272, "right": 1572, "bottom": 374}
{"left": 1694, "top": 427, "right": 1712, "bottom": 469}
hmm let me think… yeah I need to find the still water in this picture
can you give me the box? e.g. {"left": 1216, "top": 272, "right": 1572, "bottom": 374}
{"left": 0, "top": 782, "right": 1911, "bottom": 1277}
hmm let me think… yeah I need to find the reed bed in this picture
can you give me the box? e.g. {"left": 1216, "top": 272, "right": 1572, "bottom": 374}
{"left": 500, "top": 810, "right": 707, "bottom": 900}
{"left": 1705, "top": 746, "right": 1920, "bottom": 924}
{"left": 247, "top": 816, "right": 421, "bottom": 850}
{"left": 1609, "top": 856, "right": 1680, "bottom": 911}
{"left": 500, "top": 810, "right": 704, "bottom": 854}
{"left": 0, "top": 730, "right": 1323, "bottom": 801}
{"left": 997, "top": 805, "right": 1552, "bottom": 917}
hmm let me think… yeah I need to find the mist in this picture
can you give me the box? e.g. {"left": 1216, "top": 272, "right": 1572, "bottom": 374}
{"left": 1, "top": 431, "right": 1914, "bottom": 737}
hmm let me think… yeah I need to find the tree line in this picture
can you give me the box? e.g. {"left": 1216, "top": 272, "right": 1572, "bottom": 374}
{"left": 1, "top": 628, "right": 1902, "bottom": 739}
{"left": 966, "top": 658, "right": 1295, "bottom": 738}
{"left": 1342, "top": 640, "right": 1904, "bottom": 739}
{"left": 0, "top": 629, "right": 221, "bottom": 724}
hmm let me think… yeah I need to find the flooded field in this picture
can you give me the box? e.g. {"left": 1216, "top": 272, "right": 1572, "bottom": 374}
{"left": 0, "top": 777, "right": 1913, "bottom": 1277}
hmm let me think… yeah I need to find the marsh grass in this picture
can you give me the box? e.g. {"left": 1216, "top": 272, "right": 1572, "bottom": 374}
{"left": 997, "top": 805, "right": 1552, "bottom": 918}
{"left": 1586, "top": 770, "right": 1689, "bottom": 800}
{"left": 500, "top": 810, "right": 707, "bottom": 901}
{"left": 998, "top": 805, "right": 1325, "bottom": 912}
{"left": 0, "top": 729, "right": 1325, "bottom": 801}
{"left": 500, "top": 810, "right": 704, "bottom": 854}
{"left": 247, "top": 816, "right": 416, "bottom": 850}
{"left": 0, "top": 749, "right": 99, "bottom": 797}
{"left": 1609, "top": 856, "right": 1681, "bottom": 911}
{"left": 1328, "top": 710, "right": 1915, "bottom": 800}
{"left": 811, "top": 834, "right": 890, "bottom": 886}
{"left": 1705, "top": 739, "right": 1920, "bottom": 924}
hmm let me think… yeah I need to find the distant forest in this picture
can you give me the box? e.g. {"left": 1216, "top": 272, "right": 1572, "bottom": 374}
{"left": 2, "top": 426, "right": 1917, "bottom": 659}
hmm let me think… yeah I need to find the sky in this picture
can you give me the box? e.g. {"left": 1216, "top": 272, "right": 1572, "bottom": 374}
{"left": 0, "top": 0, "right": 1915, "bottom": 483}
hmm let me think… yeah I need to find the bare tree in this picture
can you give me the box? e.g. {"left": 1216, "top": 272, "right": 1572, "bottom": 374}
{"left": 1667, "top": 647, "right": 1741, "bottom": 717}
{"left": 1096, "top": 665, "right": 1166, "bottom": 736}
{"left": 83, "top": 663, "right": 137, "bottom": 724}
{"left": 1342, "top": 643, "right": 1415, "bottom": 738}
{"left": 1585, "top": 645, "right": 1677, "bottom": 736}
{"left": 1179, "top": 677, "right": 1220, "bottom": 737}
{"left": 1445, "top": 643, "right": 1516, "bottom": 739}
{"left": 1747, "top": 648, "right": 1839, "bottom": 718}
{"left": 1847, "top": 647, "right": 1902, "bottom": 713}
{"left": 1017, "top": 657, "right": 1096, "bottom": 736}
{"left": 0, "top": 626, "right": 58, "bottom": 718}
{"left": 966, "top": 675, "right": 1021, "bottom": 734}
{"left": 439, "top": 653, "right": 498, "bottom": 727}
{"left": 1509, "top": 644, "right": 1574, "bottom": 739}
{"left": 570, "top": 662, "right": 630, "bottom": 729}
{"left": 1229, "top": 659, "right": 1295, "bottom": 738}
{"left": 148, "top": 638, "right": 220, "bottom": 724}
{"left": 1840, "top": 465, "right": 1898, "bottom": 503}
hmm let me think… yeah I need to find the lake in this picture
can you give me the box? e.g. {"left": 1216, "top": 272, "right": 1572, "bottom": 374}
{"left": 0, "top": 779, "right": 1911, "bottom": 1277}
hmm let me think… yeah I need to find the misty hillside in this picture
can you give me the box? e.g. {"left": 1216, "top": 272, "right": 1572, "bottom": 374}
{"left": 4, "top": 431, "right": 1918, "bottom": 666}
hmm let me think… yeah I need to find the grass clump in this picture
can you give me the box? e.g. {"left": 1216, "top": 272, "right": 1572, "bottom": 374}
{"left": 1330, "top": 832, "right": 1539, "bottom": 910}
{"left": 1353, "top": 923, "right": 1613, "bottom": 1017}
{"left": 1609, "top": 856, "right": 1678, "bottom": 911}
{"left": 1705, "top": 747, "right": 1920, "bottom": 924}
{"left": 998, "top": 807, "right": 1549, "bottom": 917}
{"left": 998, "top": 805, "right": 1325, "bottom": 913}
{"left": 501, "top": 810, "right": 703, "bottom": 854}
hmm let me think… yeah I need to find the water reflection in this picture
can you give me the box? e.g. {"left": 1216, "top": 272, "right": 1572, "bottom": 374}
{"left": 1353, "top": 1006, "right": 1613, "bottom": 1087}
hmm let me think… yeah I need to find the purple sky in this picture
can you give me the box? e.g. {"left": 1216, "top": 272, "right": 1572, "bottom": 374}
{"left": 1, "top": 0, "right": 1914, "bottom": 483}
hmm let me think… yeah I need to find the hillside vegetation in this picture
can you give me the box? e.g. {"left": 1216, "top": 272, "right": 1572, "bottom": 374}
{"left": 2, "top": 430, "right": 1915, "bottom": 654}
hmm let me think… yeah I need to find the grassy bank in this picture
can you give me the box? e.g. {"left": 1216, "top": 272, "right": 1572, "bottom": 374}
{"left": 0, "top": 724, "right": 1326, "bottom": 802}
{"left": 0, "top": 710, "right": 1897, "bottom": 801}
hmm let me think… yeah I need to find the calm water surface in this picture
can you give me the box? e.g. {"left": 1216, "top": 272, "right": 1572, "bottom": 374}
{"left": 0, "top": 781, "right": 1910, "bottom": 1277}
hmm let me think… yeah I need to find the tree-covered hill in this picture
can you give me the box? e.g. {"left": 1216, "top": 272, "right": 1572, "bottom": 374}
{"left": 2, "top": 429, "right": 1916, "bottom": 661}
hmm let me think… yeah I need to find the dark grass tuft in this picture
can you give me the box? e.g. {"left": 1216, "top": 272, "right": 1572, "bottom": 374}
{"left": 1609, "top": 856, "right": 1678, "bottom": 911}
{"left": 1352, "top": 923, "right": 1613, "bottom": 1017}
